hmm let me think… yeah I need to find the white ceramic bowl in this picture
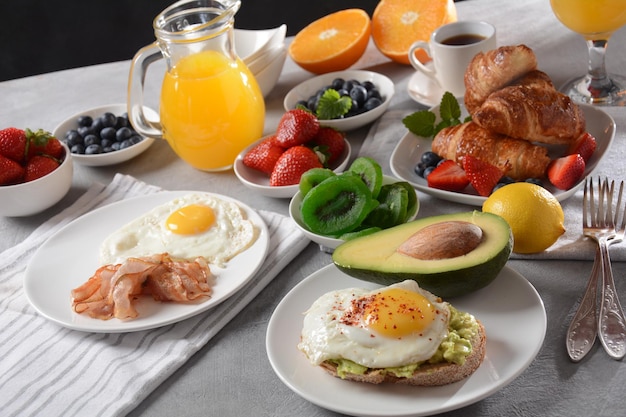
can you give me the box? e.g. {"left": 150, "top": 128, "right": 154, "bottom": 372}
{"left": 289, "top": 175, "right": 419, "bottom": 251}
{"left": 233, "top": 136, "right": 351, "bottom": 199}
{"left": 252, "top": 45, "right": 287, "bottom": 97}
{"left": 53, "top": 104, "right": 155, "bottom": 167}
{"left": 0, "top": 141, "right": 73, "bottom": 217}
{"left": 235, "top": 25, "right": 287, "bottom": 64}
{"left": 284, "top": 70, "right": 395, "bottom": 132}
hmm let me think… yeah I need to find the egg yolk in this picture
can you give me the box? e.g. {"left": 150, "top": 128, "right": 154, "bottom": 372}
{"left": 165, "top": 204, "right": 215, "bottom": 235}
{"left": 359, "top": 288, "right": 436, "bottom": 338}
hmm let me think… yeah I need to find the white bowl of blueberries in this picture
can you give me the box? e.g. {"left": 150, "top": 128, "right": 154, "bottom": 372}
{"left": 53, "top": 104, "right": 156, "bottom": 167}
{"left": 283, "top": 70, "right": 394, "bottom": 132}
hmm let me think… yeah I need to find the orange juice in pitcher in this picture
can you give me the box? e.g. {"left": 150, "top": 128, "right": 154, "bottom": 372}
{"left": 128, "top": 0, "right": 265, "bottom": 171}
{"left": 160, "top": 50, "right": 264, "bottom": 170}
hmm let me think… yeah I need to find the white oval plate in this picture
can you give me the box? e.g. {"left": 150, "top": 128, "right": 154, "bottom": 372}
{"left": 24, "top": 191, "right": 269, "bottom": 333}
{"left": 233, "top": 136, "right": 351, "bottom": 199}
{"left": 53, "top": 103, "right": 156, "bottom": 167}
{"left": 266, "top": 264, "right": 546, "bottom": 417}
{"left": 289, "top": 175, "right": 419, "bottom": 251}
{"left": 284, "top": 70, "right": 394, "bottom": 132}
{"left": 390, "top": 104, "right": 615, "bottom": 206}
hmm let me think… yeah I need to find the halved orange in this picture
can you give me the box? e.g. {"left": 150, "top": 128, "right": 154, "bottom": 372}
{"left": 372, "top": 0, "right": 457, "bottom": 65}
{"left": 288, "top": 9, "right": 372, "bottom": 74}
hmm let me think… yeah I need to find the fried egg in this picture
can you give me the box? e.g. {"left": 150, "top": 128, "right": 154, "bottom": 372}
{"left": 298, "top": 280, "right": 450, "bottom": 368}
{"left": 99, "top": 193, "right": 257, "bottom": 267}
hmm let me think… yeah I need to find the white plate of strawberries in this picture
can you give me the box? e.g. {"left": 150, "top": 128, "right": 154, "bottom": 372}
{"left": 234, "top": 109, "right": 351, "bottom": 198}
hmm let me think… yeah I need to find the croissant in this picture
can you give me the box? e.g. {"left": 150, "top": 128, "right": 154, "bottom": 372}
{"left": 464, "top": 44, "right": 537, "bottom": 114}
{"left": 432, "top": 122, "right": 551, "bottom": 180}
{"left": 472, "top": 71, "right": 585, "bottom": 145}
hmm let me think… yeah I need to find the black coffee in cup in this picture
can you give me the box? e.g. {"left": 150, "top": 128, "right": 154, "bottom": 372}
{"left": 441, "top": 34, "right": 487, "bottom": 46}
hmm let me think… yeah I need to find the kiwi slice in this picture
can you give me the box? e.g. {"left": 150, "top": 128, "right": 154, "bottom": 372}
{"left": 364, "top": 184, "right": 408, "bottom": 229}
{"left": 339, "top": 226, "right": 382, "bottom": 241}
{"left": 393, "top": 181, "right": 419, "bottom": 222}
{"left": 299, "top": 168, "right": 335, "bottom": 197}
{"left": 348, "top": 157, "right": 383, "bottom": 199}
{"left": 300, "top": 175, "right": 378, "bottom": 236}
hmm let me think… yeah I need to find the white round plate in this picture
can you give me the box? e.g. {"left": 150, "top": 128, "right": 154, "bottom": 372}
{"left": 284, "top": 70, "right": 394, "bottom": 132}
{"left": 390, "top": 103, "right": 615, "bottom": 206}
{"left": 289, "top": 175, "right": 419, "bottom": 251}
{"left": 24, "top": 191, "right": 269, "bottom": 333}
{"left": 266, "top": 264, "right": 546, "bottom": 417}
{"left": 233, "top": 136, "right": 351, "bottom": 199}
{"left": 53, "top": 104, "right": 155, "bottom": 167}
{"left": 407, "top": 62, "right": 446, "bottom": 107}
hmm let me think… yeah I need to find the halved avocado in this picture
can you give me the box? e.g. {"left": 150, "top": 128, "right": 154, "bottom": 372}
{"left": 332, "top": 211, "right": 513, "bottom": 298}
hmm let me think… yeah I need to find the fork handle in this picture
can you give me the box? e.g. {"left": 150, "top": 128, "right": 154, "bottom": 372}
{"left": 598, "top": 239, "right": 626, "bottom": 360}
{"left": 566, "top": 247, "right": 601, "bottom": 362}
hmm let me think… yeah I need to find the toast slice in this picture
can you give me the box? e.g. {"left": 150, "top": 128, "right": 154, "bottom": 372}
{"left": 319, "top": 320, "right": 486, "bottom": 386}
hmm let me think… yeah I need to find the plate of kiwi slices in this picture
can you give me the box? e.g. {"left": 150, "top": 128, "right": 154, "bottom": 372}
{"left": 289, "top": 157, "right": 419, "bottom": 252}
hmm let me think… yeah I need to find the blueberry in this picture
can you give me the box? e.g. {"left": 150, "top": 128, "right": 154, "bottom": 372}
{"left": 100, "top": 138, "right": 114, "bottom": 148}
{"left": 85, "top": 144, "right": 102, "bottom": 154}
{"left": 498, "top": 176, "right": 516, "bottom": 185}
{"left": 70, "top": 144, "right": 85, "bottom": 154}
{"left": 349, "top": 85, "right": 368, "bottom": 107}
{"left": 115, "top": 115, "right": 130, "bottom": 129}
{"left": 368, "top": 88, "right": 382, "bottom": 101}
{"left": 337, "top": 88, "right": 350, "bottom": 97}
{"left": 77, "top": 115, "right": 93, "bottom": 127}
{"left": 116, "top": 127, "right": 133, "bottom": 141}
{"left": 492, "top": 182, "right": 508, "bottom": 193}
{"left": 414, "top": 163, "right": 425, "bottom": 177}
{"left": 331, "top": 78, "right": 345, "bottom": 90}
{"left": 64, "top": 130, "right": 83, "bottom": 147}
{"left": 83, "top": 134, "right": 100, "bottom": 146}
{"left": 103, "top": 146, "right": 115, "bottom": 153}
{"left": 120, "top": 139, "right": 134, "bottom": 149}
{"left": 100, "top": 112, "right": 117, "bottom": 128}
{"left": 111, "top": 142, "right": 122, "bottom": 151}
{"left": 295, "top": 99, "right": 308, "bottom": 109}
{"left": 129, "top": 135, "right": 143, "bottom": 145}
{"left": 423, "top": 166, "right": 436, "bottom": 178}
{"left": 306, "top": 96, "right": 319, "bottom": 112}
{"left": 77, "top": 125, "right": 94, "bottom": 137}
{"left": 100, "top": 126, "right": 116, "bottom": 141}
{"left": 525, "top": 178, "right": 544, "bottom": 187}
{"left": 362, "top": 81, "right": 375, "bottom": 91}
{"left": 420, "top": 151, "right": 442, "bottom": 167}
{"left": 91, "top": 117, "right": 104, "bottom": 134}
{"left": 363, "top": 97, "right": 382, "bottom": 112}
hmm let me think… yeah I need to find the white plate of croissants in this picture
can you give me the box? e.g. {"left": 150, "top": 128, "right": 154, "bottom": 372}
{"left": 391, "top": 44, "right": 617, "bottom": 206}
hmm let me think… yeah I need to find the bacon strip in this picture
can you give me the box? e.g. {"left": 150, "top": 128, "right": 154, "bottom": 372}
{"left": 71, "top": 254, "right": 213, "bottom": 320}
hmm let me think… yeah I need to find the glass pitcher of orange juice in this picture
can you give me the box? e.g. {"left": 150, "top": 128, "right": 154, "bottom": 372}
{"left": 128, "top": 0, "right": 265, "bottom": 171}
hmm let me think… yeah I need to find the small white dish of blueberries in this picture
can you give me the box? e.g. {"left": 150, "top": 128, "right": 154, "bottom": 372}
{"left": 53, "top": 104, "right": 155, "bottom": 167}
{"left": 283, "top": 70, "right": 394, "bottom": 132}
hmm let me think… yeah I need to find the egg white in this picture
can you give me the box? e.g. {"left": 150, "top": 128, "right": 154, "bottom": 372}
{"left": 298, "top": 280, "right": 450, "bottom": 369}
{"left": 99, "top": 193, "right": 257, "bottom": 267}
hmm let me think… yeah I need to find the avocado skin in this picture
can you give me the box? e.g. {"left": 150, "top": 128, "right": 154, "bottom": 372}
{"left": 332, "top": 211, "right": 513, "bottom": 298}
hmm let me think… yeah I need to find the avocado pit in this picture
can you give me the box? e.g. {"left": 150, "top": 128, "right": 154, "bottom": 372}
{"left": 396, "top": 221, "right": 483, "bottom": 260}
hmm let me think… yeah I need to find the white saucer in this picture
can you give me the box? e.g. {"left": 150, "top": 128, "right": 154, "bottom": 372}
{"left": 407, "top": 63, "right": 445, "bottom": 107}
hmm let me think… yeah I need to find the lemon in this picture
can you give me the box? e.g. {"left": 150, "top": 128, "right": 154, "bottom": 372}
{"left": 482, "top": 182, "right": 565, "bottom": 254}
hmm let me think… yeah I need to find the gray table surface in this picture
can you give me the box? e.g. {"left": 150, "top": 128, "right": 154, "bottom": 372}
{"left": 2, "top": 0, "right": 626, "bottom": 415}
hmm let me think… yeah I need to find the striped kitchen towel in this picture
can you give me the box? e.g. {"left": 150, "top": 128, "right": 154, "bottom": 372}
{"left": 0, "top": 173, "right": 309, "bottom": 417}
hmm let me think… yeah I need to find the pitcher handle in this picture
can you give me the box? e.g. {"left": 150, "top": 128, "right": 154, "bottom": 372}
{"left": 127, "top": 42, "right": 164, "bottom": 140}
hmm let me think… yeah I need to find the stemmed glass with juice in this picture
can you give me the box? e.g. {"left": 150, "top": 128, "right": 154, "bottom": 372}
{"left": 128, "top": 0, "right": 265, "bottom": 171}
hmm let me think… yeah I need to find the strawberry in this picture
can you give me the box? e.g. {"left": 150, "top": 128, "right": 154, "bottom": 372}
{"left": 427, "top": 160, "right": 470, "bottom": 192}
{"left": 25, "top": 129, "right": 64, "bottom": 160}
{"left": 309, "top": 126, "right": 346, "bottom": 166}
{"left": 242, "top": 136, "right": 285, "bottom": 175}
{"left": 547, "top": 154, "right": 586, "bottom": 190}
{"left": 462, "top": 155, "right": 504, "bottom": 197}
{"left": 0, "top": 127, "right": 27, "bottom": 163}
{"left": 269, "top": 146, "right": 323, "bottom": 186}
{"left": 274, "top": 109, "right": 320, "bottom": 148}
{"left": 568, "top": 132, "right": 596, "bottom": 162}
{"left": 0, "top": 154, "right": 25, "bottom": 185}
{"left": 24, "top": 155, "right": 60, "bottom": 182}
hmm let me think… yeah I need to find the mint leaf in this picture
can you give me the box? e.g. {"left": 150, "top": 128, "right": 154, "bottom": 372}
{"left": 402, "top": 110, "right": 436, "bottom": 137}
{"left": 316, "top": 89, "right": 352, "bottom": 120}
{"left": 402, "top": 92, "right": 469, "bottom": 139}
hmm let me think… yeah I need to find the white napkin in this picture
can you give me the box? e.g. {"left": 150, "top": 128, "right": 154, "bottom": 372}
{"left": 0, "top": 174, "right": 309, "bottom": 417}
{"left": 358, "top": 109, "right": 626, "bottom": 261}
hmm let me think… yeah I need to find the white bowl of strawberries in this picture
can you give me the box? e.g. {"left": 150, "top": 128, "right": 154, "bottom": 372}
{"left": 0, "top": 127, "right": 73, "bottom": 217}
{"left": 234, "top": 109, "right": 351, "bottom": 198}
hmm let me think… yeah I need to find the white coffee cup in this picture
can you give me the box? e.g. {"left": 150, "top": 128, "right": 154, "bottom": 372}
{"left": 409, "top": 21, "right": 496, "bottom": 97}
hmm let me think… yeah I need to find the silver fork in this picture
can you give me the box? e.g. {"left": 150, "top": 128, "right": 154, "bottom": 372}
{"left": 566, "top": 178, "right": 626, "bottom": 361}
